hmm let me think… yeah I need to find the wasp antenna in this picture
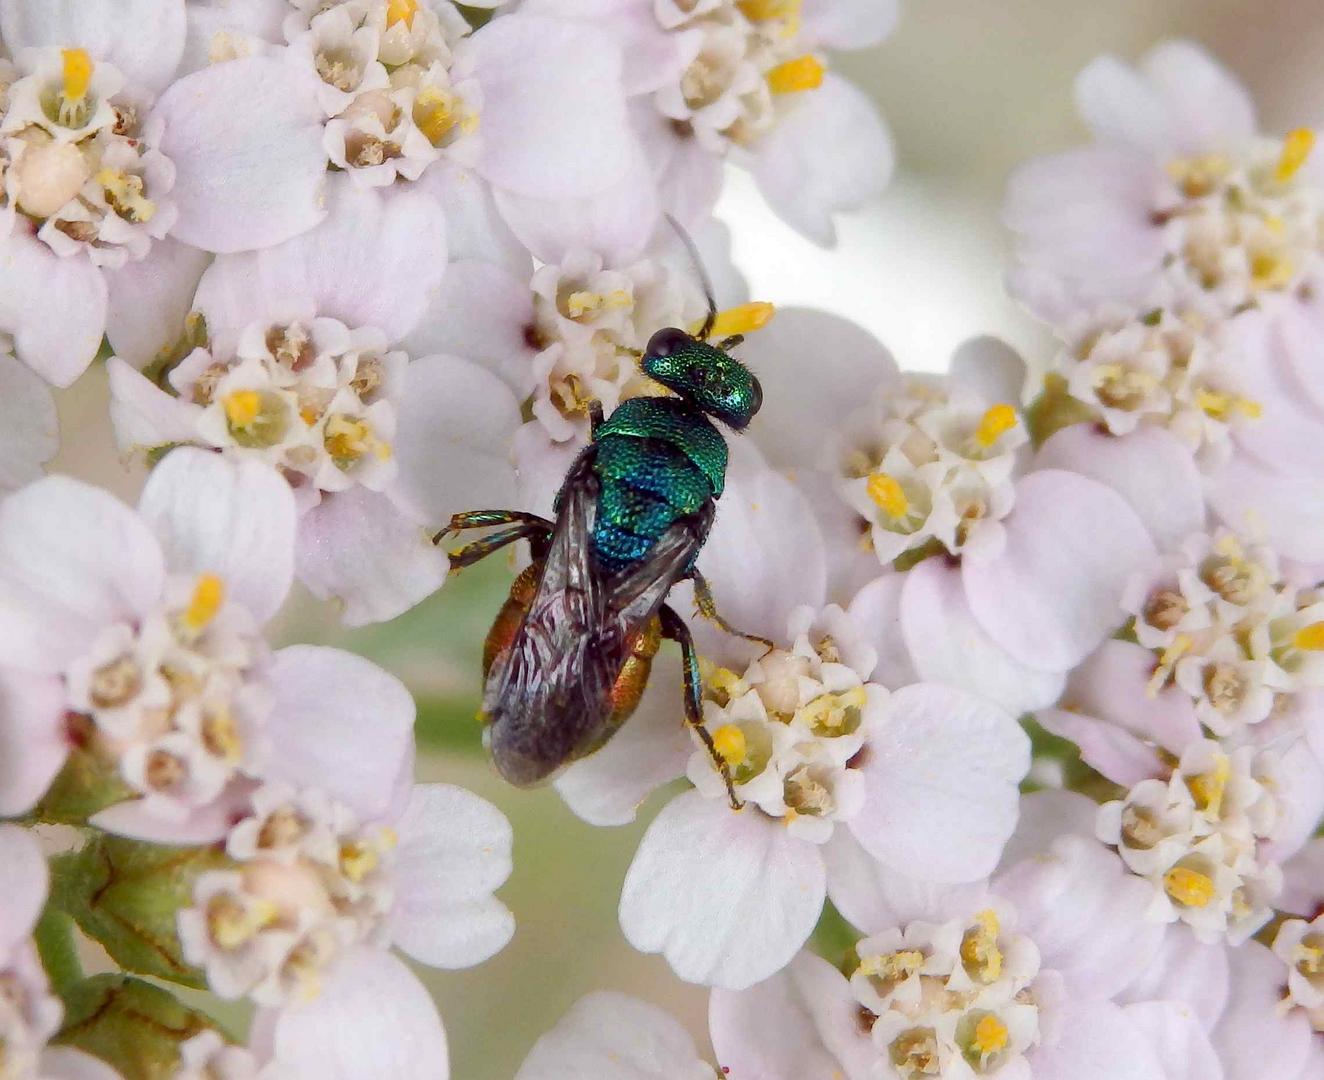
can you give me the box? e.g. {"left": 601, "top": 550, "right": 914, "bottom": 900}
{"left": 664, "top": 213, "right": 717, "bottom": 341}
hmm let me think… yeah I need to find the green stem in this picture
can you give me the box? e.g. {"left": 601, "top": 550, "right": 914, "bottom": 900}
{"left": 34, "top": 907, "right": 84, "bottom": 1000}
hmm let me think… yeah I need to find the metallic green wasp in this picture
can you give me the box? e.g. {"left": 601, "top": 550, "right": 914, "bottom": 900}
{"left": 435, "top": 238, "right": 770, "bottom": 807}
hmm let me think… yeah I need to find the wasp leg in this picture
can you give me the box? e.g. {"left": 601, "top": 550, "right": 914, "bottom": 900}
{"left": 447, "top": 523, "right": 552, "bottom": 572}
{"left": 659, "top": 604, "right": 743, "bottom": 811}
{"left": 716, "top": 334, "right": 744, "bottom": 352}
{"left": 689, "top": 571, "right": 776, "bottom": 654}
{"left": 430, "top": 510, "right": 553, "bottom": 547}
{"left": 589, "top": 399, "right": 605, "bottom": 437}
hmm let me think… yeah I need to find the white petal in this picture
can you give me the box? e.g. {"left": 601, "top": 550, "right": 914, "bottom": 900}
{"left": 997, "top": 788, "right": 1101, "bottom": 870}
{"left": 799, "top": 0, "right": 898, "bottom": 50}
{"left": 1281, "top": 838, "right": 1324, "bottom": 917}
{"left": 37, "top": 1047, "right": 125, "bottom": 1080}
{"left": 1073, "top": 54, "right": 1175, "bottom": 155}
{"left": 0, "top": 231, "right": 107, "bottom": 387}
{"left": 843, "top": 573, "right": 917, "bottom": 688}
{"left": 0, "top": 476, "right": 164, "bottom": 673}
{"left": 0, "top": 669, "right": 68, "bottom": 817}
{"left": 751, "top": 74, "right": 893, "bottom": 246}
{"left": 103, "top": 238, "right": 211, "bottom": 370}
{"left": 265, "top": 646, "right": 415, "bottom": 821}
{"left": 106, "top": 357, "right": 201, "bottom": 449}
{"left": 1031, "top": 1000, "right": 1164, "bottom": 1080}
{"left": 1060, "top": 640, "right": 1200, "bottom": 755}
{"left": 155, "top": 56, "right": 328, "bottom": 253}
{"left": 995, "top": 834, "right": 1164, "bottom": 1000}
{"left": 91, "top": 786, "right": 250, "bottom": 845}
{"left": 0, "top": 352, "right": 58, "bottom": 493}
{"left": 294, "top": 488, "right": 448, "bottom": 627}
{"left": 0, "top": 824, "right": 48, "bottom": 956}
{"left": 1033, "top": 424, "right": 1204, "bottom": 552}
{"left": 516, "top": 992, "right": 710, "bottom": 1080}
{"left": 0, "top": 0, "right": 186, "bottom": 94}
{"left": 745, "top": 307, "right": 898, "bottom": 469}
{"left": 962, "top": 469, "right": 1155, "bottom": 673}
{"left": 823, "top": 828, "right": 988, "bottom": 933}
{"left": 195, "top": 179, "right": 448, "bottom": 354}
{"left": 410, "top": 162, "right": 529, "bottom": 273}
{"left": 137, "top": 447, "right": 295, "bottom": 623}
{"left": 254, "top": 948, "right": 449, "bottom": 1080}
{"left": 1213, "top": 943, "right": 1313, "bottom": 1080}
{"left": 618, "top": 789, "right": 826, "bottom": 989}
{"left": 853, "top": 684, "right": 1028, "bottom": 883}
{"left": 948, "top": 336, "right": 1029, "bottom": 405}
{"left": 1205, "top": 454, "right": 1324, "bottom": 563}
{"left": 467, "top": 17, "right": 633, "bottom": 199}
{"left": 708, "top": 952, "right": 874, "bottom": 1080}
{"left": 391, "top": 354, "right": 523, "bottom": 525}
{"left": 554, "top": 664, "right": 693, "bottom": 826}
{"left": 390, "top": 784, "right": 515, "bottom": 969}
{"left": 1036, "top": 707, "right": 1164, "bottom": 788}
{"left": 900, "top": 558, "right": 1065, "bottom": 717}
{"left": 1263, "top": 739, "right": 1324, "bottom": 863}
{"left": 1117, "top": 925, "right": 1229, "bottom": 1030}
{"left": 1139, "top": 40, "right": 1257, "bottom": 154}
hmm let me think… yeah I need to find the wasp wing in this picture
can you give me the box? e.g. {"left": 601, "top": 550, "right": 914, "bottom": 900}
{"left": 482, "top": 446, "right": 712, "bottom": 786}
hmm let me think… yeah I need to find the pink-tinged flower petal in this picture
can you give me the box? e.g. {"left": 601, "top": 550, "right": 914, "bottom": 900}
{"left": 400, "top": 262, "right": 535, "bottom": 387}
{"left": 823, "top": 828, "right": 988, "bottom": 933}
{"left": 391, "top": 355, "right": 523, "bottom": 526}
{"left": 618, "top": 789, "right": 826, "bottom": 989}
{"left": 632, "top": 102, "right": 723, "bottom": 229}
{"left": 1034, "top": 424, "right": 1204, "bottom": 552}
{"left": 38, "top": 1047, "right": 125, "bottom": 1080}
{"left": 0, "top": 231, "right": 107, "bottom": 387}
{"left": 1263, "top": 739, "right": 1324, "bottom": 864}
{"left": 103, "top": 238, "right": 211, "bottom": 370}
{"left": 265, "top": 646, "right": 414, "bottom": 821}
{"left": 155, "top": 56, "right": 328, "bottom": 254}
{"left": 962, "top": 469, "right": 1155, "bottom": 673}
{"left": 1061, "top": 640, "right": 1201, "bottom": 754}
{"left": 672, "top": 444, "right": 827, "bottom": 664}
{"left": 1213, "top": 943, "right": 1313, "bottom": 1080}
{"left": 1036, "top": 707, "right": 1164, "bottom": 788}
{"left": 1138, "top": 40, "right": 1257, "bottom": 154}
{"left": 0, "top": 477, "right": 164, "bottom": 673}
{"left": 709, "top": 952, "right": 874, "bottom": 1080}
{"left": 91, "top": 784, "right": 252, "bottom": 845}
{"left": 294, "top": 488, "right": 448, "bottom": 627}
{"left": 390, "top": 784, "right": 514, "bottom": 970}
{"left": 799, "top": 0, "right": 898, "bottom": 50}
{"left": 410, "top": 162, "right": 529, "bottom": 273}
{"left": 0, "top": 0, "right": 186, "bottom": 94}
{"left": 512, "top": 423, "right": 581, "bottom": 519}
{"left": 1073, "top": 55, "right": 1178, "bottom": 156}
{"left": 252, "top": 948, "right": 449, "bottom": 1080}
{"left": 0, "top": 824, "right": 48, "bottom": 956}
{"left": 180, "top": 0, "right": 286, "bottom": 76}
{"left": 997, "top": 789, "right": 1101, "bottom": 870}
{"left": 0, "top": 352, "right": 57, "bottom": 493}
{"left": 1206, "top": 452, "right": 1324, "bottom": 563}
{"left": 795, "top": 471, "right": 880, "bottom": 604}
{"left": 1031, "top": 1000, "right": 1164, "bottom": 1080}
{"left": 948, "top": 335, "right": 1028, "bottom": 406}
{"left": 1280, "top": 839, "right": 1324, "bottom": 917}
{"left": 996, "top": 835, "right": 1164, "bottom": 1000}
{"left": 466, "top": 16, "right": 633, "bottom": 199}
{"left": 750, "top": 74, "right": 893, "bottom": 246}
{"left": 900, "top": 558, "right": 1065, "bottom": 717}
{"left": 0, "top": 669, "right": 68, "bottom": 817}
{"left": 554, "top": 670, "right": 693, "bottom": 826}
{"left": 853, "top": 684, "right": 1029, "bottom": 883}
{"left": 516, "top": 992, "right": 710, "bottom": 1080}
{"left": 137, "top": 447, "right": 295, "bottom": 623}
{"left": 195, "top": 179, "right": 448, "bottom": 355}
{"left": 1117, "top": 925, "right": 1229, "bottom": 1030}
{"left": 493, "top": 143, "right": 659, "bottom": 267}
{"left": 106, "top": 357, "right": 200, "bottom": 450}
{"left": 746, "top": 308, "right": 898, "bottom": 470}
{"left": 845, "top": 572, "right": 916, "bottom": 688}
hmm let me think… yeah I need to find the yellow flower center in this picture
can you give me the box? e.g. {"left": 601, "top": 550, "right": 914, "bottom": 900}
{"left": 960, "top": 909, "right": 1003, "bottom": 982}
{"left": 974, "top": 403, "right": 1018, "bottom": 448}
{"left": 712, "top": 723, "right": 747, "bottom": 767}
{"left": 867, "top": 472, "right": 909, "bottom": 520}
{"left": 1293, "top": 622, "right": 1324, "bottom": 651}
{"left": 183, "top": 573, "right": 225, "bottom": 633}
{"left": 1193, "top": 387, "right": 1262, "bottom": 421}
{"left": 566, "top": 288, "right": 632, "bottom": 319}
{"left": 767, "top": 55, "right": 825, "bottom": 94}
{"left": 223, "top": 389, "right": 262, "bottom": 429}
{"left": 339, "top": 840, "right": 379, "bottom": 883}
{"left": 973, "top": 1014, "right": 1009, "bottom": 1056}
{"left": 738, "top": 0, "right": 800, "bottom": 21}
{"left": 1275, "top": 128, "right": 1316, "bottom": 183}
{"left": 61, "top": 48, "right": 93, "bottom": 101}
{"left": 386, "top": 0, "right": 419, "bottom": 26}
{"left": 1164, "top": 866, "right": 1216, "bottom": 908}
{"left": 1187, "top": 754, "right": 1230, "bottom": 819}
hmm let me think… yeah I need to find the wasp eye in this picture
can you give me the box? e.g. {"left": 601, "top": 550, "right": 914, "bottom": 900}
{"left": 645, "top": 327, "right": 692, "bottom": 359}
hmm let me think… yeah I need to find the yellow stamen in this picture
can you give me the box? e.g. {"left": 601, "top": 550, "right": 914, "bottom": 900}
{"left": 767, "top": 55, "right": 824, "bottom": 94}
{"left": 61, "top": 48, "right": 93, "bottom": 101}
{"left": 738, "top": 0, "right": 799, "bottom": 20}
{"left": 386, "top": 0, "right": 419, "bottom": 25}
{"left": 1276, "top": 128, "right": 1316, "bottom": 183}
{"left": 96, "top": 168, "right": 155, "bottom": 223}
{"left": 414, "top": 86, "right": 459, "bottom": 146}
{"left": 1164, "top": 866, "right": 1216, "bottom": 908}
{"left": 566, "top": 289, "right": 633, "bottom": 319}
{"left": 183, "top": 574, "right": 225, "bottom": 632}
{"left": 857, "top": 948, "right": 923, "bottom": 980}
{"left": 1187, "top": 754, "right": 1230, "bottom": 818}
{"left": 1293, "top": 622, "right": 1324, "bottom": 651}
{"left": 974, "top": 403, "right": 1018, "bottom": 448}
{"left": 712, "top": 724, "right": 747, "bottom": 767}
{"left": 223, "top": 390, "right": 262, "bottom": 429}
{"left": 700, "top": 301, "right": 776, "bottom": 339}
{"left": 339, "top": 841, "right": 379, "bottom": 883}
{"left": 866, "top": 472, "right": 908, "bottom": 520}
{"left": 960, "top": 909, "right": 1003, "bottom": 982}
{"left": 1250, "top": 250, "right": 1294, "bottom": 290}
{"left": 972, "top": 1015, "right": 1009, "bottom": 1056}
{"left": 1146, "top": 633, "right": 1191, "bottom": 696}
{"left": 1195, "top": 387, "right": 1262, "bottom": 421}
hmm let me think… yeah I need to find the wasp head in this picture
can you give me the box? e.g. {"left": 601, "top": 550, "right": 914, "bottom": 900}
{"left": 641, "top": 327, "right": 763, "bottom": 430}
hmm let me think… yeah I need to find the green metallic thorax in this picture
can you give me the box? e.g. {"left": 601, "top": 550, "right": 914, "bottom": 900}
{"left": 586, "top": 397, "right": 727, "bottom": 573}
